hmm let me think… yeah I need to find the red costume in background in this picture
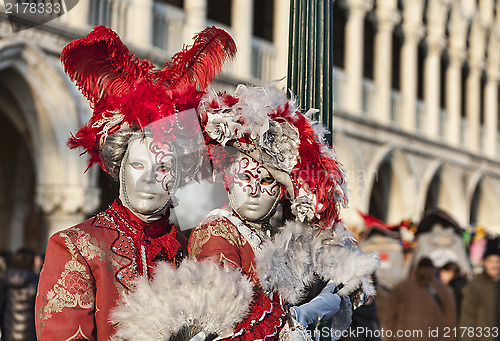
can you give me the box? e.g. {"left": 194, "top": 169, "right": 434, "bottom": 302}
{"left": 35, "top": 199, "right": 187, "bottom": 340}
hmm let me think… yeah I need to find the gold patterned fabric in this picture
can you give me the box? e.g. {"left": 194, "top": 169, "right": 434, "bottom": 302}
{"left": 188, "top": 215, "right": 258, "bottom": 283}
{"left": 35, "top": 209, "right": 187, "bottom": 341}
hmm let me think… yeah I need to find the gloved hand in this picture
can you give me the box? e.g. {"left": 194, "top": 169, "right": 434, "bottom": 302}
{"left": 189, "top": 331, "right": 206, "bottom": 341}
{"left": 291, "top": 283, "right": 341, "bottom": 327}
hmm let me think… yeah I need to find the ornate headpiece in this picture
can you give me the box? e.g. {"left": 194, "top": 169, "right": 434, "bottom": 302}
{"left": 62, "top": 25, "right": 236, "bottom": 171}
{"left": 197, "top": 84, "right": 348, "bottom": 228}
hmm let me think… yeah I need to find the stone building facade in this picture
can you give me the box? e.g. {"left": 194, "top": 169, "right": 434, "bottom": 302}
{"left": 0, "top": 0, "right": 499, "bottom": 253}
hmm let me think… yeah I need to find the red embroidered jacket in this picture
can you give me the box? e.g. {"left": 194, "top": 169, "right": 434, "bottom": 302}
{"left": 35, "top": 207, "right": 187, "bottom": 341}
{"left": 188, "top": 212, "right": 286, "bottom": 341}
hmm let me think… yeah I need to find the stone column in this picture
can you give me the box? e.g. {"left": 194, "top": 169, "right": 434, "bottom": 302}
{"left": 484, "top": 71, "right": 499, "bottom": 157}
{"left": 36, "top": 185, "right": 100, "bottom": 245}
{"left": 272, "top": 0, "right": 290, "bottom": 83}
{"left": 231, "top": 0, "right": 254, "bottom": 80}
{"left": 484, "top": 34, "right": 500, "bottom": 158}
{"left": 63, "top": 0, "right": 90, "bottom": 29}
{"left": 423, "top": 0, "right": 448, "bottom": 139}
{"left": 399, "top": 0, "right": 425, "bottom": 131}
{"left": 465, "top": 19, "right": 485, "bottom": 152}
{"left": 184, "top": 0, "right": 207, "bottom": 43}
{"left": 446, "top": 48, "right": 465, "bottom": 146}
{"left": 445, "top": 6, "right": 467, "bottom": 146}
{"left": 465, "top": 62, "right": 482, "bottom": 152}
{"left": 374, "top": 1, "right": 399, "bottom": 124}
{"left": 344, "top": 0, "right": 372, "bottom": 114}
{"left": 424, "top": 38, "right": 445, "bottom": 139}
{"left": 126, "top": 0, "right": 153, "bottom": 47}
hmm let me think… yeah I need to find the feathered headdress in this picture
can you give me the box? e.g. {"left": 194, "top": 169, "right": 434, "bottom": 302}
{"left": 63, "top": 25, "right": 236, "bottom": 171}
{"left": 197, "top": 84, "right": 347, "bottom": 229}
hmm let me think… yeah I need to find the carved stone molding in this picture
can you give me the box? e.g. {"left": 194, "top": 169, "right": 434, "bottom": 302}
{"left": 36, "top": 185, "right": 101, "bottom": 216}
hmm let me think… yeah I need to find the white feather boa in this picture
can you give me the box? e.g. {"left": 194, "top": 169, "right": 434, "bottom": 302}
{"left": 110, "top": 259, "right": 253, "bottom": 341}
{"left": 255, "top": 221, "right": 380, "bottom": 305}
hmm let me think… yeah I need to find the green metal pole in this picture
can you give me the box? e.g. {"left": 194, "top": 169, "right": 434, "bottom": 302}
{"left": 288, "top": 0, "right": 334, "bottom": 145}
{"left": 287, "top": 1, "right": 336, "bottom": 340}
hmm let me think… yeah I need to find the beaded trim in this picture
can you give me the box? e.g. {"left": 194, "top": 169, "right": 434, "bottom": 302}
{"left": 99, "top": 211, "right": 140, "bottom": 280}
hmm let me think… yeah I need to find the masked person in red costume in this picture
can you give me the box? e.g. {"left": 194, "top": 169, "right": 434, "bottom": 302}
{"left": 182, "top": 84, "right": 380, "bottom": 340}
{"left": 35, "top": 25, "right": 235, "bottom": 341}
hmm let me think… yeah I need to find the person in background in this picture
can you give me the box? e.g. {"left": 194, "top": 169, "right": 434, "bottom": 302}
{"left": 1, "top": 248, "right": 38, "bottom": 341}
{"left": 439, "top": 262, "right": 467, "bottom": 320}
{"left": 386, "top": 257, "right": 456, "bottom": 341}
{"left": 460, "top": 237, "right": 500, "bottom": 341}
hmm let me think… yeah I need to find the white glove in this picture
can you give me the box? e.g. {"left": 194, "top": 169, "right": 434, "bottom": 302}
{"left": 189, "top": 331, "right": 206, "bottom": 341}
{"left": 291, "top": 283, "right": 341, "bottom": 327}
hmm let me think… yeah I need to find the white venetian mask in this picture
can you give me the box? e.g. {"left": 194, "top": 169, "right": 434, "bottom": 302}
{"left": 120, "top": 136, "right": 179, "bottom": 217}
{"left": 228, "top": 153, "right": 281, "bottom": 222}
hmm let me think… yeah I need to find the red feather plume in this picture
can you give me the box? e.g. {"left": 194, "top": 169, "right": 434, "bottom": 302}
{"left": 158, "top": 26, "right": 237, "bottom": 90}
{"left": 61, "top": 25, "right": 155, "bottom": 105}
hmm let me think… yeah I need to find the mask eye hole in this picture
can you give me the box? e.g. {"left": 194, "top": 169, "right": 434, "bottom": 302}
{"left": 236, "top": 173, "right": 251, "bottom": 183}
{"left": 261, "top": 177, "right": 275, "bottom": 186}
{"left": 156, "top": 164, "right": 169, "bottom": 174}
{"left": 130, "top": 162, "right": 144, "bottom": 170}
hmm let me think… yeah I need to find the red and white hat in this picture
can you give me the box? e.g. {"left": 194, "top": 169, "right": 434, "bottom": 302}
{"left": 62, "top": 25, "right": 236, "bottom": 171}
{"left": 197, "top": 84, "right": 348, "bottom": 228}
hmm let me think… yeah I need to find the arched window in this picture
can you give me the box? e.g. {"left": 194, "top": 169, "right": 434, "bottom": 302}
{"left": 461, "top": 62, "right": 469, "bottom": 118}
{"left": 440, "top": 51, "right": 449, "bottom": 109}
{"left": 469, "top": 182, "right": 481, "bottom": 226}
{"left": 417, "top": 39, "right": 427, "bottom": 100}
{"left": 391, "top": 23, "right": 404, "bottom": 90}
{"left": 480, "top": 70, "right": 487, "bottom": 126}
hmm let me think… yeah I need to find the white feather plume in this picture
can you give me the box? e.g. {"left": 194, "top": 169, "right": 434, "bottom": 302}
{"left": 255, "top": 221, "right": 380, "bottom": 305}
{"left": 110, "top": 259, "right": 253, "bottom": 341}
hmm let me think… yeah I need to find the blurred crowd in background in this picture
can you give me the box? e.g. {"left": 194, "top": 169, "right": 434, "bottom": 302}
{"left": 340, "top": 208, "right": 500, "bottom": 341}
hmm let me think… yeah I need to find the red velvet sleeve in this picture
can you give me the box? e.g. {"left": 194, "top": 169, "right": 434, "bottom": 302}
{"left": 35, "top": 231, "right": 97, "bottom": 341}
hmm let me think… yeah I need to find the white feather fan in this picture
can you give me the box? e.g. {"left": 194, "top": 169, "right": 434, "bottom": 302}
{"left": 110, "top": 259, "right": 253, "bottom": 341}
{"left": 255, "top": 221, "right": 380, "bottom": 305}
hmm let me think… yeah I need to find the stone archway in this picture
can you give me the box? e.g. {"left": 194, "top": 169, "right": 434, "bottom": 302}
{"left": 366, "top": 145, "right": 417, "bottom": 225}
{"left": 468, "top": 175, "right": 500, "bottom": 232}
{"left": 0, "top": 92, "right": 37, "bottom": 251}
{"left": 332, "top": 131, "right": 367, "bottom": 229}
{"left": 0, "top": 41, "right": 100, "bottom": 251}
{"left": 421, "top": 162, "right": 467, "bottom": 225}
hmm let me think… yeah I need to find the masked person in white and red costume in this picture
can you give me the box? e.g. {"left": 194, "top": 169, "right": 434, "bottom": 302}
{"left": 34, "top": 25, "right": 236, "bottom": 340}
{"left": 187, "top": 85, "right": 380, "bottom": 340}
